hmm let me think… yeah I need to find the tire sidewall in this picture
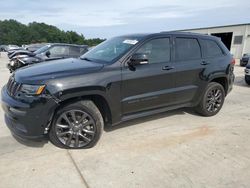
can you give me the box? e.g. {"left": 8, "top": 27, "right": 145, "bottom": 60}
{"left": 245, "top": 76, "right": 250, "bottom": 85}
{"left": 49, "top": 101, "right": 103, "bottom": 149}
{"left": 201, "top": 82, "right": 225, "bottom": 116}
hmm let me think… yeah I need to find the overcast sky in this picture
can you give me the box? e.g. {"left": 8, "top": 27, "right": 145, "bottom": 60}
{"left": 0, "top": 0, "right": 250, "bottom": 38}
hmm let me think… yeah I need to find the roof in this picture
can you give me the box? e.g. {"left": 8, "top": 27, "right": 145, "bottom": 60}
{"left": 120, "top": 31, "right": 212, "bottom": 37}
{"left": 119, "top": 31, "right": 216, "bottom": 40}
{"left": 47, "top": 43, "right": 88, "bottom": 47}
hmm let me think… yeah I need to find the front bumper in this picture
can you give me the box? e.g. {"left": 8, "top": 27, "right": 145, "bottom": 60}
{"left": 240, "top": 58, "right": 249, "bottom": 65}
{"left": 245, "top": 68, "right": 250, "bottom": 76}
{"left": 1, "top": 86, "right": 58, "bottom": 139}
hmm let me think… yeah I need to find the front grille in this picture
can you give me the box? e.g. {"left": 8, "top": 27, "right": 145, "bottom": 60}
{"left": 6, "top": 77, "right": 21, "bottom": 97}
{"left": 242, "top": 58, "right": 249, "bottom": 62}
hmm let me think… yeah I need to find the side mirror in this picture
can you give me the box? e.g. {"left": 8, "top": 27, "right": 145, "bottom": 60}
{"left": 45, "top": 51, "right": 51, "bottom": 57}
{"left": 129, "top": 53, "right": 149, "bottom": 66}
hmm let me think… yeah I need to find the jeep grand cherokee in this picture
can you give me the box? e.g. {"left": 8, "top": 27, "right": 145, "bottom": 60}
{"left": 1, "top": 32, "right": 235, "bottom": 149}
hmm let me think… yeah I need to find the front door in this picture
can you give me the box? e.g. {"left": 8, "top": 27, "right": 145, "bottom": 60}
{"left": 121, "top": 37, "right": 176, "bottom": 115}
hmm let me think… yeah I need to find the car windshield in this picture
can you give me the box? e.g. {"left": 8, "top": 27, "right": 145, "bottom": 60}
{"left": 34, "top": 45, "right": 51, "bottom": 54}
{"left": 80, "top": 36, "right": 142, "bottom": 64}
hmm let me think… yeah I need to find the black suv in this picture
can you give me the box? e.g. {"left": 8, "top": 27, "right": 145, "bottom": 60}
{"left": 240, "top": 53, "right": 250, "bottom": 67}
{"left": 1, "top": 32, "right": 235, "bottom": 149}
{"left": 245, "top": 64, "right": 250, "bottom": 85}
{"left": 7, "top": 43, "right": 88, "bottom": 72}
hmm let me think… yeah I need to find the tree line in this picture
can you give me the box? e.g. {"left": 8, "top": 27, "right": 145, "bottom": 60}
{"left": 0, "top": 19, "right": 105, "bottom": 46}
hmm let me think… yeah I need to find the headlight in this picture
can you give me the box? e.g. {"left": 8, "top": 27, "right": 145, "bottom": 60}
{"left": 20, "top": 84, "right": 46, "bottom": 95}
{"left": 10, "top": 61, "right": 15, "bottom": 66}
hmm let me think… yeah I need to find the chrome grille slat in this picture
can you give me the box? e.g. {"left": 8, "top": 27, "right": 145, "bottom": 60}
{"left": 6, "top": 77, "right": 21, "bottom": 97}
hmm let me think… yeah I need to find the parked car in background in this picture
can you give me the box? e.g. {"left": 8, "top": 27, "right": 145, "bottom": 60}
{"left": 245, "top": 64, "right": 250, "bottom": 85}
{"left": 1, "top": 32, "right": 235, "bottom": 149}
{"left": 7, "top": 43, "right": 47, "bottom": 59}
{"left": 1, "top": 45, "right": 21, "bottom": 52}
{"left": 0, "top": 45, "right": 7, "bottom": 52}
{"left": 25, "top": 43, "right": 47, "bottom": 52}
{"left": 5, "top": 45, "right": 23, "bottom": 52}
{"left": 240, "top": 53, "right": 250, "bottom": 66}
{"left": 7, "top": 43, "right": 88, "bottom": 72}
{"left": 6, "top": 46, "right": 25, "bottom": 58}
{"left": 8, "top": 49, "right": 34, "bottom": 59}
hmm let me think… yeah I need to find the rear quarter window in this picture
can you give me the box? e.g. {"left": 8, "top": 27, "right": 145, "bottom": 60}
{"left": 175, "top": 38, "right": 201, "bottom": 61}
{"left": 200, "top": 39, "right": 224, "bottom": 58}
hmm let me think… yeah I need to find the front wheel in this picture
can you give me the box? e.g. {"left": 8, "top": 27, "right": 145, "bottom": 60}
{"left": 245, "top": 76, "right": 250, "bottom": 85}
{"left": 49, "top": 100, "right": 104, "bottom": 149}
{"left": 195, "top": 82, "right": 225, "bottom": 117}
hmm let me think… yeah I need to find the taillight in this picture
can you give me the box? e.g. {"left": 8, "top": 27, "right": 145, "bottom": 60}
{"left": 231, "top": 58, "right": 236, "bottom": 65}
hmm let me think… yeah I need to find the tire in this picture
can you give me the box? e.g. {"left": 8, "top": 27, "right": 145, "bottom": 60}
{"left": 245, "top": 76, "right": 250, "bottom": 85}
{"left": 195, "top": 82, "right": 225, "bottom": 117}
{"left": 49, "top": 100, "right": 104, "bottom": 149}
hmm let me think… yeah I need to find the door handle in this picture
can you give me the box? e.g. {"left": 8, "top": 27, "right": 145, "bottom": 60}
{"left": 162, "top": 66, "right": 174, "bottom": 71}
{"left": 201, "top": 60, "right": 209, "bottom": 65}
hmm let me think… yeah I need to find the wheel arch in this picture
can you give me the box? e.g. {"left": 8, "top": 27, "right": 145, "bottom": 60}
{"left": 209, "top": 76, "right": 228, "bottom": 95}
{"left": 53, "top": 94, "right": 113, "bottom": 126}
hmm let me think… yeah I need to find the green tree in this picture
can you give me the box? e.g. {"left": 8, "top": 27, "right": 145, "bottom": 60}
{"left": 0, "top": 19, "right": 105, "bottom": 46}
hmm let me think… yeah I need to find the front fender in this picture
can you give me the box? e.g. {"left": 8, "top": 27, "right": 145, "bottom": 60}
{"left": 52, "top": 85, "right": 109, "bottom": 101}
{"left": 45, "top": 66, "right": 122, "bottom": 124}
{"left": 46, "top": 78, "right": 122, "bottom": 124}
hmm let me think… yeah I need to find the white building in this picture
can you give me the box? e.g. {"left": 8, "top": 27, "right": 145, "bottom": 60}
{"left": 180, "top": 23, "right": 250, "bottom": 59}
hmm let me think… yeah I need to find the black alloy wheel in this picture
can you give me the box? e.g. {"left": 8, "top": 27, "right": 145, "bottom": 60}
{"left": 55, "top": 110, "right": 96, "bottom": 148}
{"left": 49, "top": 100, "right": 103, "bottom": 149}
{"left": 206, "top": 88, "right": 223, "bottom": 113}
{"left": 195, "top": 82, "right": 225, "bottom": 117}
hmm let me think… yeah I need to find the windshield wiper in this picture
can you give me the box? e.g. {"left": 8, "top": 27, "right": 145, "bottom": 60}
{"left": 80, "top": 57, "right": 92, "bottom": 62}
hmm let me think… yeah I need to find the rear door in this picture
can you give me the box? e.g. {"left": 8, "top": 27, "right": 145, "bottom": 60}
{"left": 172, "top": 36, "right": 204, "bottom": 104}
{"left": 121, "top": 37, "right": 176, "bottom": 115}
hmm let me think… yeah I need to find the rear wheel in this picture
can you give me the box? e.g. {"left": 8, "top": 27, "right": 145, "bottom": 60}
{"left": 195, "top": 82, "right": 225, "bottom": 117}
{"left": 49, "top": 100, "right": 103, "bottom": 149}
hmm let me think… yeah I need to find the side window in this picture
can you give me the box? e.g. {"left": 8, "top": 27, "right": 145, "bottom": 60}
{"left": 69, "top": 46, "right": 81, "bottom": 56}
{"left": 136, "top": 38, "right": 170, "bottom": 64}
{"left": 200, "top": 39, "right": 223, "bottom": 58}
{"left": 80, "top": 47, "right": 88, "bottom": 55}
{"left": 49, "top": 46, "right": 69, "bottom": 56}
{"left": 175, "top": 38, "right": 201, "bottom": 61}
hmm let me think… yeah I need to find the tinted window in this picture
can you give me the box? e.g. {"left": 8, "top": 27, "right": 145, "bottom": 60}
{"left": 69, "top": 46, "right": 81, "bottom": 56}
{"left": 200, "top": 39, "right": 223, "bottom": 58}
{"left": 35, "top": 45, "right": 51, "bottom": 55}
{"left": 49, "top": 46, "right": 69, "bottom": 56}
{"left": 175, "top": 38, "right": 201, "bottom": 61}
{"left": 136, "top": 38, "right": 170, "bottom": 64}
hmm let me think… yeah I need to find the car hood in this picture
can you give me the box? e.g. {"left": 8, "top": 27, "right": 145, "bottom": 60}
{"left": 14, "top": 58, "right": 104, "bottom": 84}
{"left": 10, "top": 50, "right": 34, "bottom": 59}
